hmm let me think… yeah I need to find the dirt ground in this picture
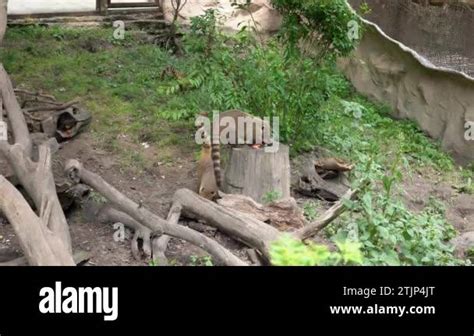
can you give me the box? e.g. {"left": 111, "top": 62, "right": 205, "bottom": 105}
{"left": 0, "top": 131, "right": 253, "bottom": 266}
{"left": 402, "top": 173, "right": 474, "bottom": 233}
{"left": 1, "top": 129, "right": 473, "bottom": 266}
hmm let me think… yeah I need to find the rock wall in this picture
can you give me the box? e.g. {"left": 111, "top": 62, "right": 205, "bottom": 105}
{"left": 160, "top": 0, "right": 281, "bottom": 34}
{"left": 419, "top": 0, "right": 474, "bottom": 6}
{"left": 350, "top": 0, "right": 474, "bottom": 76}
{"left": 339, "top": 21, "right": 474, "bottom": 164}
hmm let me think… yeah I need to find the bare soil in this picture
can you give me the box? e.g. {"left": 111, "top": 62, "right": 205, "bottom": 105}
{"left": 402, "top": 173, "right": 474, "bottom": 232}
{"left": 1, "top": 132, "right": 221, "bottom": 266}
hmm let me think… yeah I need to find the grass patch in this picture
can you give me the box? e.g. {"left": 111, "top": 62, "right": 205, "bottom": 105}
{"left": 1, "top": 26, "right": 196, "bottom": 164}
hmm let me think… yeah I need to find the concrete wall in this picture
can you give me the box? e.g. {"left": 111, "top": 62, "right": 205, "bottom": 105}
{"left": 160, "top": 0, "right": 281, "bottom": 34}
{"left": 339, "top": 21, "right": 474, "bottom": 164}
{"left": 350, "top": 0, "right": 474, "bottom": 77}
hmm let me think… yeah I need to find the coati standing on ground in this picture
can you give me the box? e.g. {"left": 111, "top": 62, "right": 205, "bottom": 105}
{"left": 196, "top": 124, "right": 220, "bottom": 201}
{"left": 196, "top": 109, "right": 272, "bottom": 200}
{"left": 197, "top": 141, "right": 220, "bottom": 201}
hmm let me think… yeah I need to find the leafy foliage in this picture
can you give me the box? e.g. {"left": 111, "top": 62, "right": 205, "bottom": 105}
{"left": 159, "top": 8, "right": 354, "bottom": 150}
{"left": 190, "top": 255, "right": 214, "bottom": 266}
{"left": 303, "top": 201, "right": 319, "bottom": 221}
{"left": 342, "top": 191, "right": 460, "bottom": 266}
{"left": 271, "top": 236, "right": 364, "bottom": 266}
{"left": 271, "top": 0, "right": 363, "bottom": 61}
{"left": 467, "top": 248, "right": 474, "bottom": 262}
{"left": 328, "top": 156, "right": 464, "bottom": 266}
{"left": 262, "top": 190, "right": 283, "bottom": 204}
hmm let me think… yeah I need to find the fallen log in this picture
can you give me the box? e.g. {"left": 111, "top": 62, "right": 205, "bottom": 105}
{"left": 174, "top": 185, "right": 362, "bottom": 261}
{"left": 65, "top": 159, "right": 247, "bottom": 266}
{"left": 0, "top": 59, "right": 75, "bottom": 265}
{"left": 65, "top": 159, "right": 362, "bottom": 265}
{"left": 0, "top": 176, "right": 74, "bottom": 265}
{"left": 217, "top": 193, "right": 307, "bottom": 231}
{"left": 98, "top": 205, "right": 153, "bottom": 260}
{"left": 292, "top": 151, "right": 352, "bottom": 201}
{"left": 0, "top": 142, "right": 72, "bottom": 251}
{"left": 0, "top": 65, "right": 71, "bottom": 251}
{"left": 0, "top": 64, "right": 31, "bottom": 154}
{"left": 173, "top": 188, "right": 281, "bottom": 261}
{"left": 293, "top": 187, "right": 362, "bottom": 240}
{"left": 151, "top": 204, "right": 180, "bottom": 266}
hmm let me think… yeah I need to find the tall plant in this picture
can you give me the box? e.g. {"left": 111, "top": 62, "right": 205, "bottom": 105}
{"left": 271, "top": 0, "right": 363, "bottom": 61}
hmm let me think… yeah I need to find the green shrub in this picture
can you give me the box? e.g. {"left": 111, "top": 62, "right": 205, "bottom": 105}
{"left": 262, "top": 190, "right": 283, "bottom": 204}
{"left": 330, "top": 158, "right": 463, "bottom": 266}
{"left": 271, "top": 235, "right": 364, "bottom": 266}
{"left": 303, "top": 201, "right": 319, "bottom": 221}
{"left": 160, "top": 8, "right": 355, "bottom": 150}
{"left": 271, "top": 0, "right": 363, "bottom": 60}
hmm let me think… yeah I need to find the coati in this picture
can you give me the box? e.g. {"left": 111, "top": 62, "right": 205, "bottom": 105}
{"left": 196, "top": 109, "right": 272, "bottom": 200}
{"left": 196, "top": 126, "right": 220, "bottom": 201}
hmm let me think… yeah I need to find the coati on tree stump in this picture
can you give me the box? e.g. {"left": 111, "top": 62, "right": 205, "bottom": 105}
{"left": 196, "top": 109, "right": 273, "bottom": 200}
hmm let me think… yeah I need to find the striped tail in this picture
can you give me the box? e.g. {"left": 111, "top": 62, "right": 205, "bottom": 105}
{"left": 197, "top": 115, "right": 221, "bottom": 188}
{"left": 211, "top": 128, "right": 222, "bottom": 187}
{"left": 211, "top": 143, "right": 221, "bottom": 187}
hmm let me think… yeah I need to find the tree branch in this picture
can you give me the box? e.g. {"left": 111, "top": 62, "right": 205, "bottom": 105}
{"left": 0, "top": 142, "right": 72, "bottom": 251}
{"left": 293, "top": 187, "right": 361, "bottom": 240}
{"left": 65, "top": 160, "right": 247, "bottom": 266}
{"left": 0, "top": 5, "right": 74, "bottom": 265}
{"left": 98, "top": 205, "right": 152, "bottom": 260}
{"left": 173, "top": 188, "right": 281, "bottom": 261}
{"left": 0, "top": 176, "right": 74, "bottom": 265}
{"left": 152, "top": 203, "right": 180, "bottom": 266}
{"left": 0, "top": 64, "right": 32, "bottom": 154}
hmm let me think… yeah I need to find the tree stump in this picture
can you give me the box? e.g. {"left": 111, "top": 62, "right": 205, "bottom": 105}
{"left": 223, "top": 144, "right": 291, "bottom": 203}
